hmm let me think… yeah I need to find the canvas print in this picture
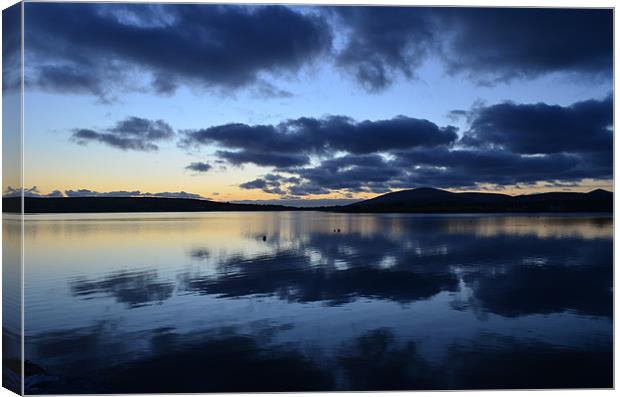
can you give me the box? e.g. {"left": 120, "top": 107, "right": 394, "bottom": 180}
{"left": 2, "top": 2, "right": 614, "bottom": 394}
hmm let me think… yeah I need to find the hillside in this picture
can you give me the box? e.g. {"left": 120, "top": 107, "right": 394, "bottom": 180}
{"left": 338, "top": 187, "right": 613, "bottom": 213}
{"left": 3, "top": 196, "right": 297, "bottom": 214}
{"left": 3, "top": 188, "right": 613, "bottom": 214}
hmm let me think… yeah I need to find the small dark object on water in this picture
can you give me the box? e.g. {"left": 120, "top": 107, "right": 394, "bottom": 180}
{"left": 337, "top": 228, "right": 341, "bottom": 233}
{"left": 262, "top": 235, "right": 267, "bottom": 241}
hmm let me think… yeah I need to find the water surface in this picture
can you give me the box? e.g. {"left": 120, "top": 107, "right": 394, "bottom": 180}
{"left": 20, "top": 212, "right": 612, "bottom": 392}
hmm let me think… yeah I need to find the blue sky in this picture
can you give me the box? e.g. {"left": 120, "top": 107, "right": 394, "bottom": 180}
{"left": 4, "top": 3, "right": 613, "bottom": 204}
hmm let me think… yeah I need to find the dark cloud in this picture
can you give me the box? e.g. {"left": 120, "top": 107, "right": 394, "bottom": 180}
{"left": 70, "top": 117, "right": 174, "bottom": 151}
{"left": 184, "top": 116, "right": 457, "bottom": 153}
{"left": 109, "top": 116, "right": 174, "bottom": 140}
{"left": 239, "top": 178, "right": 268, "bottom": 190}
{"left": 239, "top": 175, "right": 286, "bottom": 195}
{"left": 239, "top": 173, "right": 331, "bottom": 196}
{"left": 333, "top": 7, "right": 612, "bottom": 90}
{"left": 333, "top": 7, "right": 437, "bottom": 91}
{"left": 440, "top": 8, "right": 613, "bottom": 84}
{"left": 2, "top": 3, "right": 22, "bottom": 93}
{"left": 292, "top": 154, "right": 404, "bottom": 194}
{"left": 182, "top": 115, "right": 457, "bottom": 168}
{"left": 391, "top": 148, "right": 610, "bottom": 189}
{"left": 35, "top": 65, "right": 107, "bottom": 98}
{"left": 185, "top": 162, "right": 212, "bottom": 173}
{"left": 25, "top": 3, "right": 332, "bottom": 98}
{"left": 287, "top": 183, "right": 331, "bottom": 196}
{"left": 217, "top": 150, "right": 310, "bottom": 168}
{"left": 462, "top": 96, "right": 612, "bottom": 154}
{"left": 71, "top": 129, "right": 159, "bottom": 151}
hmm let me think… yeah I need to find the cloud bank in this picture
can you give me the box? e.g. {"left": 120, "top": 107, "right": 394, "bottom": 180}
{"left": 25, "top": 3, "right": 331, "bottom": 99}
{"left": 180, "top": 115, "right": 458, "bottom": 167}
{"left": 217, "top": 96, "right": 613, "bottom": 196}
{"left": 4, "top": 187, "right": 206, "bottom": 200}
{"left": 22, "top": 5, "right": 612, "bottom": 97}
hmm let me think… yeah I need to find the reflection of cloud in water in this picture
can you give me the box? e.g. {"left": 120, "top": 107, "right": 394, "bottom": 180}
{"left": 339, "top": 329, "right": 611, "bottom": 390}
{"left": 463, "top": 260, "right": 613, "bottom": 318}
{"left": 69, "top": 269, "right": 174, "bottom": 308}
{"left": 27, "top": 322, "right": 334, "bottom": 394}
{"left": 26, "top": 324, "right": 611, "bottom": 393}
{"left": 338, "top": 328, "right": 435, "bottom": 390}
{"left": 23, "top": 213, "right": 612, "bottom": 392}
{"left": 180, "top": 226, "right": 612, "bottom": 318}
{"left": 183, "top": 253, "right": 459, "bottom": 305}
{"left": 181, "top": 231, "right": 461, "bottom": 304}
{"left": 63, "top": 217, "right": 613, "bottom": 319}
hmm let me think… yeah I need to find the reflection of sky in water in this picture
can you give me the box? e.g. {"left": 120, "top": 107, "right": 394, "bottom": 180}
{"left": 21, "top": 212, "right": 612, "bottom": 393}
{"left": 3, "top": 216, "right": 23, "bottom": 394}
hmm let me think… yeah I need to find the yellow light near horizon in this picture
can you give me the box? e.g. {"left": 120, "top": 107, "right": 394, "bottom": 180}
{"left": 21, "top": 150, "right": 614, "bottom": 203}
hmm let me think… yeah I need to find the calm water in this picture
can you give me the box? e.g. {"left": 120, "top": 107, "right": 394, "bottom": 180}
{"left": 18, "top": 212, "right": 612, "bottom": 393}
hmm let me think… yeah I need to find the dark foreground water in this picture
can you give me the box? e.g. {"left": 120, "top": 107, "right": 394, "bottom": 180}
{"left": 18, "top": 212, "right": 612, "bottom": 393}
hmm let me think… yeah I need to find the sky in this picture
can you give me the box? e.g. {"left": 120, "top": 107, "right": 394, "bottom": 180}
{"left": 3, "top": 3, "right": 614, "bottom": 205}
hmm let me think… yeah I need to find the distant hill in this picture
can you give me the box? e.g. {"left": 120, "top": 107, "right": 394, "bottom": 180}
{"left": 337, "top": 187, "right": 613, "bottom": 213}
{"left": 3, "top": 196, "right": 298, "bottom": 214}
{"left": 2, "top": 188, "right": 613, "bottom": 214}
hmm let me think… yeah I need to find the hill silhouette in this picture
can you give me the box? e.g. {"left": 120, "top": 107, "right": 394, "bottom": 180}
{"left": 2, "top": 188, "right": 613, "bottom": 214}
{"left": 337, "top": 187, "right": 613, "bottom": 213}
{"left": 3, "top": 196, "right": 296, "bottom": 214}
